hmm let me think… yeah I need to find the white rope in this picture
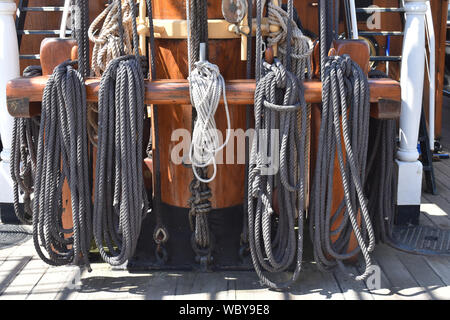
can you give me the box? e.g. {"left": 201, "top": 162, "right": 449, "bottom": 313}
{"left": 188, "top": 60, "right": 231, "bottom": 184}
{"left": 88, "top": 0, "right": 134, "bottom": 75}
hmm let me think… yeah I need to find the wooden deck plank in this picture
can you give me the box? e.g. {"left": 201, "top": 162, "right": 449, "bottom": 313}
{"left": 332, "top": 266, "right": 374, "bottom": 300}
{"left": 172, "top": 272, "right": 231, "bottom": 300}
{"left": 0, "top": 258, "right": 48, "bottom": 300}
{"left": 234, "top": 271, "right": 290, "bottom": 300}
{"left": 0, "top": 240, "right": 36, "bottom": 297}
{"left": 371, "top": 245, "right": 432, "bottom": 300}
{"left": 289, "top": 262, "right": 344, "bottom": 300}
{"left": 355, "top": 260, "right": 397, "bottom": 300}
{"left": 423, "top": 256, "right": 450, "bottom": 286}
{"left": 27, "top": 265, "right": 80, "bottom": 300}
{"left": 395, "top": 251, "right": 450, "bottom": 299}
{"left": 419, "top": 202, "right": 450, "bottom": 229}
{"left": 144, "top": 272, "right": 178, "bottom": 300}
{"left": 434, "top": 162, "right": 450, "bottom": 181}
{"left": 421, "top": 192, "right": 450, "bottom": 229}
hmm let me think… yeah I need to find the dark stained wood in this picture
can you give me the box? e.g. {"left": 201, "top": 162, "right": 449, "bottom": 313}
{"left": 430, "top": 0, "right": 449, "bottom": 138}
{"left": 333, "top": 39, "right": 371, "bottom": 75}
{"left": 40, "top": 38, "right": 77, "bottom": 75}
{"left": 371, "top": 99, "right": 402, "bottom": 119}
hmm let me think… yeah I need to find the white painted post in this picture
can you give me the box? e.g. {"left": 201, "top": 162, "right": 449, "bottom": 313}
{"left": 396, "top": 0, "right": 428, "bottom": 225}
{"left": 348, "top": 0, "right": 359, "bottom": 39}
{"left": 425, "top": 0, "right": 435, "bottom": 150}
{"left": 0, "top": 0, "right": 20, "bottom": 204}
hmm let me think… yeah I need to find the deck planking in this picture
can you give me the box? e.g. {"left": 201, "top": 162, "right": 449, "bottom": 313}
{"left": 0, "top": 102, "right": 449, "bottom": 300}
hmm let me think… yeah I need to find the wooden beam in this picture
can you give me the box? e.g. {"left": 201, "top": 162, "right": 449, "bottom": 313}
{"left": 6, "top": 77, "right": 401, "bottom": 118}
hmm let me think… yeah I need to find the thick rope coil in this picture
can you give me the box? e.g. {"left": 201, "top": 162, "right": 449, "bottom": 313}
{"left": 188, "top": 61, "right": 231, "bottom": 184}
{"left": 94, "top": 54, "right": 147, "bottom": 267}
{"left": 247, "top": 59, "right": 308, "bottom": 290}
{"left": 89, "top": 0, "right": 134, "bottom": 76}
{"left": 33, "top": 60, "right": 92, "bottom": 270}
{"left": 246, "top": 0, "right": 312, "bottom": 290}
{"left": 10, "top": 66, "right": 42, "bottom": 225}
{"left": 93, "top": 0, "right": 147, "bottom": 267}
{"left": 309, "top": 54, "right": 375, "bottom": 281}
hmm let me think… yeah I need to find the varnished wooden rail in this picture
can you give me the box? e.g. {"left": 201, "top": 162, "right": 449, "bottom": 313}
{"left": 6, "top": 76, "right": 401, "bottom": 119}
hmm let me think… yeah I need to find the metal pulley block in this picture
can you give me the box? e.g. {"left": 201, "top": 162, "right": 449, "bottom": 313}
{"left": 222, "top": 0, "right": 248, "bottom": 24}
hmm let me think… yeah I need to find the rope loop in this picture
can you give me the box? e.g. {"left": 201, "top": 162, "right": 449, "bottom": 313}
{"left": 188, "top": 60, "right": 231, "bottom": 184}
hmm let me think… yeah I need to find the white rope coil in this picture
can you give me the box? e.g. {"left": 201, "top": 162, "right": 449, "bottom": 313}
{"left": 88, "top": 0, "right": 134, "bottom": 76}
{"left": 188, "top": 60, "right": 231, "bottom": 184}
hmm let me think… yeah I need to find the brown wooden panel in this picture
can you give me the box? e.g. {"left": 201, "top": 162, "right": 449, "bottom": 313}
{"left": 152, "top": 0, "right": 247, "bottom": 208}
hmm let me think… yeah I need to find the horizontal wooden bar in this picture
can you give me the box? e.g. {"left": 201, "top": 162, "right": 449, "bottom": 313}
{"left": 6, "top": 77, "right": 401, "bottom": 118}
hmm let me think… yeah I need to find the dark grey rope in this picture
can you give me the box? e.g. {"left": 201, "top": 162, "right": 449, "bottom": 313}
{"left": 93, "top": 0, "right": 148, "bottom": 267}
{"left": 72, "top": 0, "right": 90, "bottom": 78}
{"left": 186, "top": 0, "right": 214, "bottom": 267}
{"left": 33, "top": 60, "right": 92, "bottom": 270}
{"left": 366, "top": 119, "right": 397, "bottom": 244}
{"left": 10, "top": 66, "right": 42, "bottom": 225}
{"left": 246, "top": 0, "right": 310, "bottom": 291}
{"left": 309, "top": 54, "right": 375, "bottom": 281}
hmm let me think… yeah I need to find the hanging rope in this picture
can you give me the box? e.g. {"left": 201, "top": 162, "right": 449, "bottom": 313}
{"left": 33, "top": 60, "right": 92, "bottom": 269}
{"left": 72, "top": 0, "right": 90, "bottom": 78}
{"left": 186, "top": 0, "right": 222, "bottom": 268}
{"left": 188, "top": 60, "right": 231, "bottom": 184}
{"left": 89, "top": 0, "right": 134, "bottom": 76}
{"left": 364, "top": 71, "right": 398, "bottom": 244}
{"left": 308, "top": 0, "right": 376, "bottom": 282}
{"left": 309, "top": 54, "right": 375, "bottom": 281}
{"left": 240, "top": 0, "right": 255, "bottom": 261}
{"left": 267, "top": 3, "right": 313, "bottom": 79}
{"left": 247, "top": 0, "right": 311, "bottom": 290}
{"left": 93, "top": 0, "right": 148, "bottom": 267}
{"left": 10, "top": 66, "right": 42, "bottom": 225}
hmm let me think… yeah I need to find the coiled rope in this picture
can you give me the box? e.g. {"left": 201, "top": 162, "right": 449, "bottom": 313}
{"left": 247, "top": 0, "right": 311, "bottom": 290}
{"left": 309, "top": 54, "right": 375, "bottom": 281}
{"left": 188, "top": 61, "right": 231, "bottom": 184}
{"left": 93, "top": 0, "right": 148, "bottom": 267}
{"left": 309, "top": 0, "right": 375, "bottom": 282}
{"left": 267, "top": 3, "right": 313, "bottom": 79}
{"left": 10, "top": 66, "right": 42, "bottom": 225}
{"left": 89, "top": 0, "right": 134, "bottom": 76}
{"left": 33, "top": 60, "right": 92, "bottom": 269}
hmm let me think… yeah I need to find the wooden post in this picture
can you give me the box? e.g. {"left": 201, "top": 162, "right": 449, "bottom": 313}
{"left": 0, "top": 0, "right": 20, "bottom": 204}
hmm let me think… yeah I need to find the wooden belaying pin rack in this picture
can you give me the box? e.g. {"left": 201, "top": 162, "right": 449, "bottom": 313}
{"left": 137, "top": 0, "right": 281, "bottom": 61}
{"left": 6, "top": 37, "right": 402, "bottom": 121}
{"left": 7, "top": 76, "right": 401, "bottom": 118}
